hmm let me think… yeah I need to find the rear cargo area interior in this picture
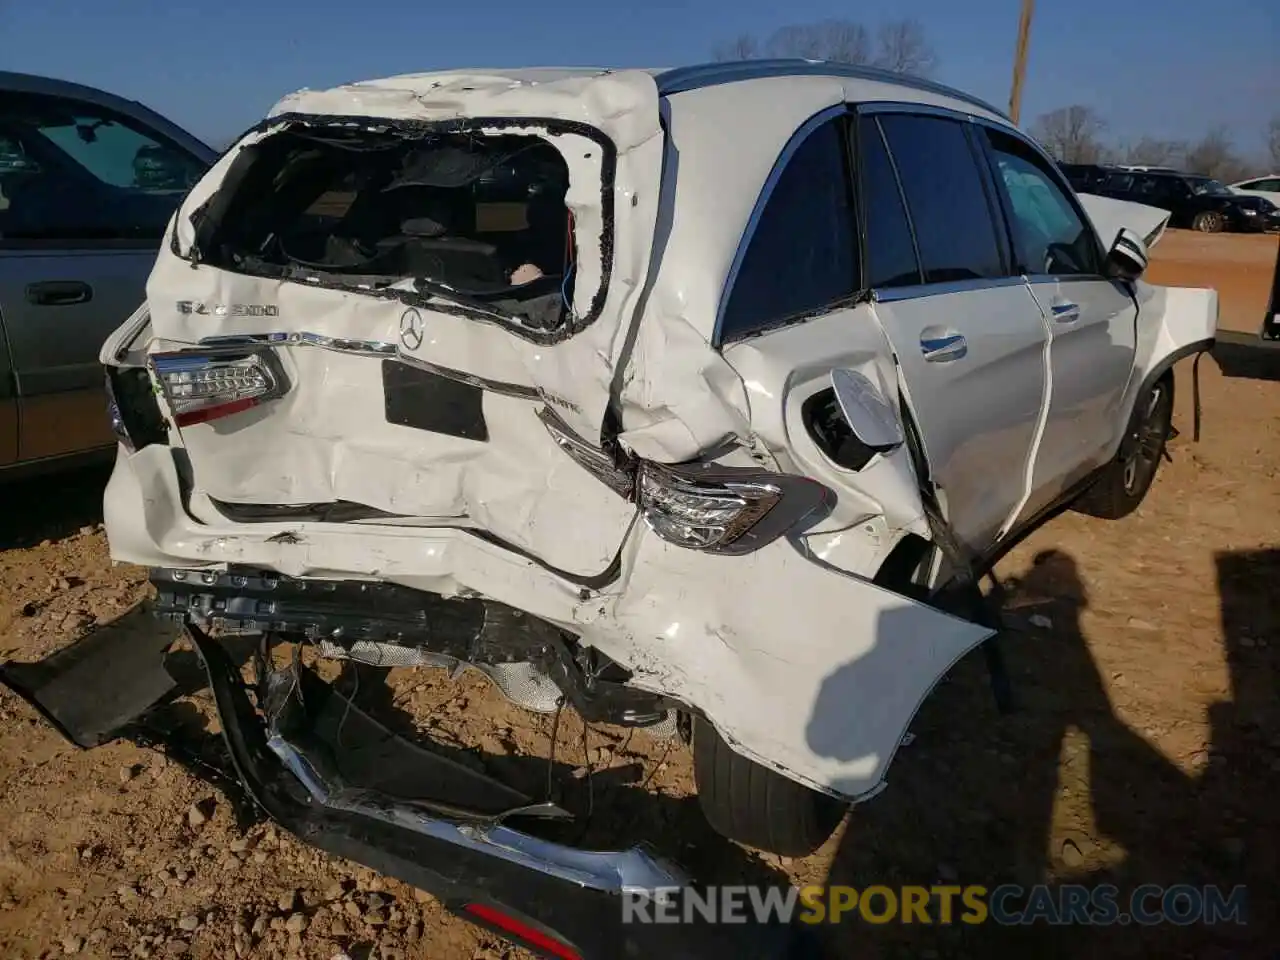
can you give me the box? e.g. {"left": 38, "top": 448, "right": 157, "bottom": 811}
{"left": 192, "top": 125, "right": 577, "bottom": 323}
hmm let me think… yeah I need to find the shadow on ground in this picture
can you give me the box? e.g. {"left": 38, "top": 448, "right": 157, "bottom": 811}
{"left": 808, "top": 548, "right": 1277, "bottom": 959}
{"left": 0, "top": 463, "right": 112, "bottom": 550}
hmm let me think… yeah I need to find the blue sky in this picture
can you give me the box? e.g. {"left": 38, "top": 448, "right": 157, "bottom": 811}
{"left": 2, "top": 0, "right": 1275, "bottom": 155}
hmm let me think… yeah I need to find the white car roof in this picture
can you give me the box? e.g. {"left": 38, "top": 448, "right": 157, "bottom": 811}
{"left": 277, "top": 60, "right": 1010, "bottom": 125}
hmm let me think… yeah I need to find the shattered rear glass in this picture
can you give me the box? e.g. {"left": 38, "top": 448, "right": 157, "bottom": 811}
{"left": 192, "top": 125, "right": 581, "bottom": 329}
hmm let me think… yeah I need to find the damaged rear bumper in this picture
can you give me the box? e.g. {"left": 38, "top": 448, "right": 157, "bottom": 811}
{"left": 1, "top": 618, "right": 802, "bottom": 960}
{"left": 107, "top": 441, "right": 994, "bottom": 802}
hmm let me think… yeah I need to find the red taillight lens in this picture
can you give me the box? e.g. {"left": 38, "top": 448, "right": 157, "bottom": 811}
{"left": 152, "top": 351, "right": 287, "bottom": 427}
{"left": 462, "top": 902, "right": 582, "bottom": 960}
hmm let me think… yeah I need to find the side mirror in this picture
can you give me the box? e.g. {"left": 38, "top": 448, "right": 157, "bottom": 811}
{"left": 1104, "top": 227, "right": 1149, "bottom": 282}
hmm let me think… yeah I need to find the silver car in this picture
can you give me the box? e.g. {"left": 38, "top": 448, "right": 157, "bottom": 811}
{"left": 0, "top": 71, "right": 215, "bottom": 477}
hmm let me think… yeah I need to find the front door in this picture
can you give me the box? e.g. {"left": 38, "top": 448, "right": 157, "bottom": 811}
{"left": 859, "top": 111, "right": 1051, "bottom": 552}
{"left": 976, "top": 125, "right": 1138, "bottom": 521}
{"left": 0, "top": 87, "right": 205, "bottom": 463}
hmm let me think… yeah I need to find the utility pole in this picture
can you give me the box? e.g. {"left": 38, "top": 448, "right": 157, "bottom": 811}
{"left": 1009, "top": 0, "right": 1035, "bottom": 124}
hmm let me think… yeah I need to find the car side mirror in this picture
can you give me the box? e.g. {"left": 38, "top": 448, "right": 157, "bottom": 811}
{"left": 1104, "top": 227, "right": 1149, "bottom": 282}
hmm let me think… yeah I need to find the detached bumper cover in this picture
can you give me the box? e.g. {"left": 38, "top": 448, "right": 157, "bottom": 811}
{"left": 1, "top": 618, "right": 805, "bottom": 960}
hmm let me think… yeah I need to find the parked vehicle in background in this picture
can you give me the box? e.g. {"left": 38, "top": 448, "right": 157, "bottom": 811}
{"left": 1230, "top": 174, "right": 1280, "bottom": 209}
{"left": 1075, "top": 166, "right": 1278, "bottom": 233}
{"left": 0, "top": 72, "right": 216, "bottom": 478}
{"left": 1058, "top": 162, "right": 1110, "bottom": 192}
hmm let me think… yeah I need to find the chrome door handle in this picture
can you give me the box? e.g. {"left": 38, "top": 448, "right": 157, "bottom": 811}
{"left": 921, "top": 333, "right": 967, "bottom": 363}
{"left": 1051, "top": 302, "right": 1081, "bottom": 324}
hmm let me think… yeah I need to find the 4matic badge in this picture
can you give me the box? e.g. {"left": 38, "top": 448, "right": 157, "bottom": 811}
{"left": 176, "top": 301, "right": 280, "bottom": 318}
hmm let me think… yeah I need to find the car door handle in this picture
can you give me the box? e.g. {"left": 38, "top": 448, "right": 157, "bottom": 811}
{"left": 26, "top": 280, "right": 93, "bottom": 307}
{"left": 920, "top": 333, "right": 967, "bottom": 363}
{"left": 1051, "top": 302, "right": 1081, "bottom": 324}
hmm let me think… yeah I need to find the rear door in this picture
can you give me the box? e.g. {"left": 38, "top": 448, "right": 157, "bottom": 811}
{"left": 860, "top": 110, "right": 1051, "bottom": 552}
{"left": 0, "top": 88, "right": 206, "bottom": 463}
{"left": 977, "top": 125, "right": 1137, "bottom": 518}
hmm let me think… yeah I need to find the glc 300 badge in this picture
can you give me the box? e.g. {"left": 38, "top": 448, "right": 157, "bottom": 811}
{"left": 177, "top": 301, "right": 280, "bottom": 318}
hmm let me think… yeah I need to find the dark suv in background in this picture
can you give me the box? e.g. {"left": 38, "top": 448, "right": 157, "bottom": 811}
{"left": 1059, "top": 164, "right": 1280, "bottom": 234}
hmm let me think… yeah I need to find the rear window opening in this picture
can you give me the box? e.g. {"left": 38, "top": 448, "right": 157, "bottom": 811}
{"left": 188, "top": 121, "right": 602, "bottom": 332}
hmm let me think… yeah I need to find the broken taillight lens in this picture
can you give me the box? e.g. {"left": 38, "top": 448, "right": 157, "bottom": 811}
{"left": 637, "top": 461, "right": 830, "bottom": 555}
{"left": 538, "top": 406, "right": 830, "bottom": 554}
{"left": 152, "top": 351, "right": 287, "bottom": 427}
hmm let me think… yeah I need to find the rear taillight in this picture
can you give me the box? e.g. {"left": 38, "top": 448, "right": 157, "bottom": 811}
{"left": 540, "top": 408, "right": 832, "bottom": 554}
{"left": 152, "top": 351, "right": 287, "bottom": 427}
{"left": 637, "top": 461, "right": 829, "bottom": 554}
{"left": 461, "top": 902, "right": 582, "bottom": 960}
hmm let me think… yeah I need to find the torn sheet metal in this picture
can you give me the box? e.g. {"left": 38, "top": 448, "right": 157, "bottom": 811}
{"left": 1076, "top": 193, "right": 1173, "bottom": 250}
{"left": 104, "top": 439, "right": 990, "bottom": 800}
{"left": 140, "top": 71, "right": 674, "bottom": 576}
{"left": 720, "top": 303, "right": 932, "bottom": 548}
{"left": 155, "top": 70, "right": 667, "bottom": 451}
{"left": 595, "top": 527, "right": 993, "bottom": 799}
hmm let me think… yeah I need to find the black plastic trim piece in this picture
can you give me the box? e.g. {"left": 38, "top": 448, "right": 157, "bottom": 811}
{"left": 1263, "top": 237, "right": 1280, "bottom": 340}
{"left": 383, "top": 359, "right": 489, "bottom": 442}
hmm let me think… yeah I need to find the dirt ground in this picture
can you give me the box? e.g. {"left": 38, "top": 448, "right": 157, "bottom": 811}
{"left": 1, "top": 230, "right": 1277, "bottom": 959}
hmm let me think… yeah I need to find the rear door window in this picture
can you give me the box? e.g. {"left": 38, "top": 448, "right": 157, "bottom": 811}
{"left": 720, "top": 116, "right": 861, "bottom": 342}
{"left": 856, "top": 116, "right": 922, "bottom": 289}
{"left": 875, "top": 113, "right": 1008, "bottom": 284}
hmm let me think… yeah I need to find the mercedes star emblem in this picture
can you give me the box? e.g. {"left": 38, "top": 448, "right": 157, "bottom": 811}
{"left": 399, "top": 308, "right": 424, "bottom": 350}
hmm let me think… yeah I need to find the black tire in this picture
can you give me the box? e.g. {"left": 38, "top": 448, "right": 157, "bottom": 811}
{"left": 1192, "top": 211, "right": 1224, "bottom": 233}
{"left": 1073, "top": 374, "right": 1174, "bottom": 520}
{"left": 693, "top": 715, "right": 846, "bottom": 856}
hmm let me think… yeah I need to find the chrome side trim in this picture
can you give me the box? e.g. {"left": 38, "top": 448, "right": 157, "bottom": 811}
{"left": 872, "top": 275, "right": 1028, "bottom": 303}
{"left": 199, "top": 331, "right": 397, "bottom": 356}
{"left": 196, "top": 331, "right": 544, "bottom": 402}
{"left": 266, "top": 734, "right": 686, "bottom": 894}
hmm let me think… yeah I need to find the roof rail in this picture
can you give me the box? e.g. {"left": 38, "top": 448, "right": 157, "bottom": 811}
{"left": 655, "top": 59, "right": 1010, "bottom": 122}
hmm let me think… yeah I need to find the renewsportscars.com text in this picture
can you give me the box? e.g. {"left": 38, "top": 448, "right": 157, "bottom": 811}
{"left": 621, "top": 883, "right": 1248, "bottom": 926}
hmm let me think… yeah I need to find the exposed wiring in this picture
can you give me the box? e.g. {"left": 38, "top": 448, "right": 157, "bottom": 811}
{"left": 545, "top": 697, "right": 566, "bottom": 802}
{"left": 638, "top": 736, "right": 676, "bottom": 793}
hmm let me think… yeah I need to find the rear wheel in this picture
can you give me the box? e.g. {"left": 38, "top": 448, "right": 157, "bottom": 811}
{"left": 1073, "top": 375, "right": 1174, "bottom": 520}
{"left": 1192, "top": 211, "right": 1224, "bottom": 233}
{"left": 693, "top": 716, "right": 846, "bottom": 856}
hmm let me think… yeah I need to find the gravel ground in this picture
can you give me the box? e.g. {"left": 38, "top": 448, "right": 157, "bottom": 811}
{"left": 0, "top": 231, "right": 1277, "bottom": 958}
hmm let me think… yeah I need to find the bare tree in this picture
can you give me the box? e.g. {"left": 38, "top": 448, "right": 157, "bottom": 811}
{"left": 1184, "top": 127, "right": 1240, "bottom": 180}
{"left": 1269, "top": 117, "right": 1280, "bottom": 169}
{"left": 763, "top": 20, "right": 872, "bottom": 64}
{"left": 712, "top": 33, "right": 760, "bottom": 62}
{"left": 873, "top": 18, "right": 938, "bottom": 77}
{"left": 1030, "top": 106, "right": 1108, "bottom": 164}
{"left": 1121, "top": 137, "right": 1186, "bottom": 168}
